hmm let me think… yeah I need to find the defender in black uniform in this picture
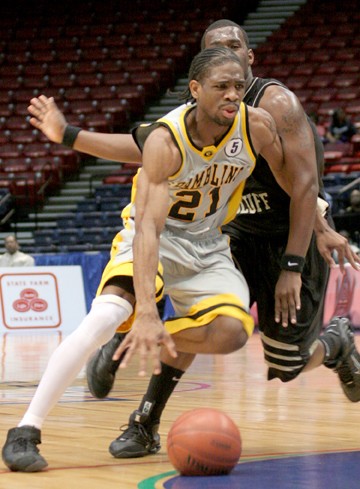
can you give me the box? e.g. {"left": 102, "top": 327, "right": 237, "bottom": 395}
{"left": 225, "top": 75, "right": 330, "bottom": 382}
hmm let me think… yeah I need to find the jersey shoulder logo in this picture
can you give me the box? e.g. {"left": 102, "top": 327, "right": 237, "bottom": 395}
{"left": 224, "top": 138, "right": 243, "bottom": 157}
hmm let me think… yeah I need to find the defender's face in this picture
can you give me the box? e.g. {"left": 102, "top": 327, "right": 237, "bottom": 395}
{"left": 191, "top": 61, "right": 245, "bottom": 127}
{"left": 204, "top": 27, "right": 254, "bottom": 81}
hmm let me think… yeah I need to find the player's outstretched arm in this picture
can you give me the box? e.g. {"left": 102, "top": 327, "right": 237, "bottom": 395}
{"left": 28, "top": 95, "right": 142, "bottom": 163}
{"left": 114, "top": 128, "right": 179, "bottom": 375}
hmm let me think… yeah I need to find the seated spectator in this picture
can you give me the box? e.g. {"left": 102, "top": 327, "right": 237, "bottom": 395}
{"left": 326, "top": 108, "right": 357, "bottom": 143}
{"left": 308, "top": 111, "right": 328, "bottom": 144}
{"left": 0, "top": 235, "right": 35, "bottom": 267}
{"left": 345, "top": 189, "right": 360, "bottom": 214}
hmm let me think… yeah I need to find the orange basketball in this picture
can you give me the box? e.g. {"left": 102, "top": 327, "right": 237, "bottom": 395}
{"left": 167, "top": 408, "right": 242, "bottom": 476}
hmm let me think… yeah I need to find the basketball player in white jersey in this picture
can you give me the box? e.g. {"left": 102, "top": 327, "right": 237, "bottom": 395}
{"left": 3, "top": 46, "right": 292, "bottom": 472}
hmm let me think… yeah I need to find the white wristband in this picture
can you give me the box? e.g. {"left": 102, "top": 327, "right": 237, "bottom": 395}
{"left": 317, "top": 197, "right": 329, "bottom": 217}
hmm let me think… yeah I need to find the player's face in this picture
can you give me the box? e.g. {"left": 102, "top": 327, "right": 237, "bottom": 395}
{"left": 204, "top": 27, "right": 254, "bottom": 83}
{"left": 191, "top": 61, "right": 245, "bottom": 127}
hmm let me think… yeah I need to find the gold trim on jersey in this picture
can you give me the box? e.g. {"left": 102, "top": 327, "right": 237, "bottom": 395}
{"left": 180, "top": 108, "right": 240, "bottom": 161}
{"left": 221, "top": 103, "right": 257, "bottom": 225}
{"left": 164, "top": 293, "right": 254, "bottom": 338}
{"left": 158, "top": 106, "right": 190, "bottom": 181}
{"left": 223, "top": 180, "right": 247, "bottom": 225}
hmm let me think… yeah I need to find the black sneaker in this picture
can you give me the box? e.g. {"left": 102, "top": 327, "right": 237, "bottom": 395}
{"left": 325, "top": 317, "right": 360, "bottom": 402}
{"left": 2, "top": 426, "right": 48, "bottom": 472}
{"left": 109, "top": 410, "right": 161, "bottom": 458}
{"left": 86, "top": 333, "right": 126, "bottom": 398}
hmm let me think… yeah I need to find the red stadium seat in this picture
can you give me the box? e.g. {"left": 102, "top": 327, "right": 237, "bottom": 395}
{"left": 10, "top": 130, "right": 37, "bottom": 144}
{"left": 48, "top": 145, "right": 80, "bottom": 175}
{"left": 267, "top": 66, "right": 293, "bottom": 79}
{"left": 69, "top": 100, "right": 98, "bottom": 115}
{"left": 72, "top": 61, "right": 98, "bottom": 74}
{"left": 0, "top": 143, "right": 22, "bottom": 159}
{"left": 294, "top": 89, "right": 314, "bottom": 104}
{"left": 307, "top": 76, "right": 334, "bottom": 89}
{"left": 308, "top": 51, "right": 331, "bottom": 63}
{"left": 30, "top": 157, "right": 63, "bottom": 191}
{"left": 333, "top": 74, "right": 359, "bottom": 88}
{"left": 48, "top": 63, "right": 73, "bottom": 76}
{"left": 285, "top": 76, "right": 308, "bottom": 91}
{"left": 23, "top": 64, "right": 48, "bottom": 77}
{"left": 102, "top": 72, "right": 130, "bottom": 86}
{"left": 315, "top": 62, "right": 338, "bottom": 76}
{"left": 301, "top": 38, "right": 324, "bottom": 51}
{"left": 117, "top": 86, "right": 145, "bottom": 116}
{"left": 49, "top": 74, "right": 77, "bottom": 88}
{"left": 130, "top": 72, "right": 160, "bottom": 98}
{"left": 152, "top": 33, "right": 176, "bottom": 46}
{"left": 84, "top": 113, "right": 114, "bottom": 132}
{"left": 22, "top": 143, "right": 49, "bottom": 158}
{"left": 63, "top": 87, "right": 91, "bottom": 101}
{"left": 119, "top": 59, "right": 148, "bottom": 73}
{"left": 335, "top": 87, "right": 360, "bottom": 102}
{"left": 82, "top": 46, "right": 110, "bottom": 60}
{"left": 76, "top": 73, "right": 104, "bottom": 87}
{"left": 133, "top": 46, "right": 161, "bottom": 60}
{"left": 96, "top": 59, "right": 123, "bottom": 73}
{"left": 5, "top": 116, "right": 29, "bottom": 130}
{"left": 89, "top": 86, "right": 117, "bottom": 101}
{"left": 285, "top": 52, "right": 307, "bottom": 64}
{"left": 311, "top": 88, "right": 337, "bottom": 103}
{"left": 324, "top": 37, "right": 349, "bottom": 49}
{"left": 97, "top": 100, "right": 129, "bottom": 128}
{"left": 261, "top": 53, "right": 283, "bottom": 66}
{"left": 292, "top": 64, "right": 316, "bottom": 76}
{"left": 31, "top": 50, "right": 57, "bottom": 63}
{"left": 1, "top": 63, "right": 24, "bottom": 78}
{"left": 0, "top": 104, "right": 14, "bottom": 117}
{"left": 2, "top": 158, "right": 30, "bottom": 173}
{"left": 345, "top": 103, "right": 360, "bottom": 116}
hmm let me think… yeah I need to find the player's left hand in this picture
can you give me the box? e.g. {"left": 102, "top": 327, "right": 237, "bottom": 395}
{"left": 274, "top": 271, "right": 302, "bottom": 327}
{"left": 316, "top": 226, "right": 360, "bottom": 273}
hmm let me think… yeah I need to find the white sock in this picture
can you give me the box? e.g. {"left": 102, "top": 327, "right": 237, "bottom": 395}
{"left": 18, "top": 297, "right": 132, "bottom": 430}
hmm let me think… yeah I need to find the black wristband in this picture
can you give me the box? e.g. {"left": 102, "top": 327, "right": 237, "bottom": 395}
{"left": 280, "top": 254, "right": 305, "bottom": 273}
{"left": 62, "top": 125, "right": 82, "bottom": 148}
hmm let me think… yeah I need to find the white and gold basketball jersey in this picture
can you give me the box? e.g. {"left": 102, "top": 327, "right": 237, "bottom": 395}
{"left": 128, "top": 101, "right": 257, "bottom": 235}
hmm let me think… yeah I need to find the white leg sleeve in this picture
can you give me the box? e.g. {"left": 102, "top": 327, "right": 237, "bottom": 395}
{"left": 19, "top": 296, "right": 133, "bottom": 429}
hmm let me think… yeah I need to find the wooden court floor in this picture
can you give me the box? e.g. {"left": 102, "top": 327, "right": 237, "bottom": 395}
{"left": 0, "top": 330, "right": 359, "bottom": 489}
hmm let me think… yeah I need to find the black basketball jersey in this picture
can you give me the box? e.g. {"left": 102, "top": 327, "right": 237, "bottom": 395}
{"left": 228, "top": 77, "right": 325, "bottom": 236}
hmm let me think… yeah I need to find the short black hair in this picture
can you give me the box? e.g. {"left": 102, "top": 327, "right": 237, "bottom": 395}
{"left": 178, "top": 46, "right": 242, "bottom": 103}
{"left": 200, "top": 19, "right": 250, "bottom": 50}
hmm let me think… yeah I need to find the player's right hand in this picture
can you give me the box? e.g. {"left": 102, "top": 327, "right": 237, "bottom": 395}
{"left": 28, "top": 95, "right": 67, "bottom": 144}
{"left": 113, "top": 315, "right": 177, "bottom": 376}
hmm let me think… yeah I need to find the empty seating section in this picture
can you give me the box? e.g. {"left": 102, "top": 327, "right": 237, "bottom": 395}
{"left": 33, "top": 182, "right": 132, "bottom": 252}
{"left": 253, "top": 0, "right": 360, "bottom": 221}
{"left": 254, "top": 0, "right": 360, "bottom": 127}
